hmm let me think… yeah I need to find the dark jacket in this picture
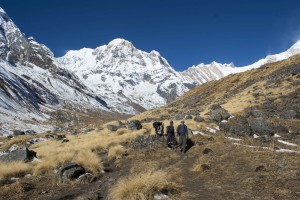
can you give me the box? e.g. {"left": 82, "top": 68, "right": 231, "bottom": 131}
{"left": 177, "top": 124, "right": 188, "bottom": 137}
{"left": 167, "top": 125, "right": 175, "bottom": 135}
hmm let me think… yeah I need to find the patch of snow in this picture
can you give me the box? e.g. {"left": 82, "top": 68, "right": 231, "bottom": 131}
{"left": 273, "top": 134, "right": 281, "bottom": 138}
{"left": 277, "top": 139, "right": 298, "bottom": 147}
{"left": 253, "top": 134, "right": 260, "bottom": 139}
{"left": 275, "top": 149, "right": 300, "bottom": 154}
{"left": 225, "top": 137, "right": 241, "bottom": 141}
{"left": 8, "top": 144, "right": 20, "bottom": 152}
{"left": 154, "top": 193, "right": 169, "bottom": 200}
{"left": 206, "top": 127, "right": 217, "bottom": 134}
{"left": 192, "top": 131, "right": 206, "bottom": 136}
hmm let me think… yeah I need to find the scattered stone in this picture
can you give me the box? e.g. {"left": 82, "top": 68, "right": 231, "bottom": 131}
{"left": 45, "top": 134, "right": 66, "bottom": 140}
{"left": 184, "top": 114, "right": 193, "bottom": 120}
{"left": 27, "top": 138, "right": 47, "bottom": 145}
{"left": 257, "top": 135, "right": 272, "bottom": 143}
{"left": 78, "top": 173, "right": 96, "bottom": 183}
{"left": 13, "top": 130, "right": 25, "bottom": 136}
{"left": 57, "top": 163, "right": 85, "bottom": 183}
{"left": 194, "top": 115, "right": 204, "bottom": 122}
{"left": 173, "top": 114, "right": 185, "bottom": 120}
{"left": 210, "top": 104, "right": 222, "bottom": 110}
{"left": 0, "top": 147, "right": 37, "bottom": 162}
{"left": 128, "top": 120, "right": 142, "bottom": 130}
{"left": 107, "top": 125, "right": 121, "bottom": 132}
{"left": 255, "top": 165, "right": 267, "bottom": 172}
{"left": 24, "top": 130, "right": 36, "bottom": 135}
{"left": 202, "top": 148, "right": 213, "bottom": 156}
{"left": 201, "top": 164, "right": 211, "bottom": 171}
{"left": 62, "top": 138, "right": 69, "bottom": 143}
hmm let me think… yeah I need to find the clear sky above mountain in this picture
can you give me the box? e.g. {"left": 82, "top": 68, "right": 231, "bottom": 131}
{"left": 1, "top": 0, "right": 300, "bottom": 70}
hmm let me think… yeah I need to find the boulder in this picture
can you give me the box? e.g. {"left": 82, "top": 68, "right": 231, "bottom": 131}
{"left": 248, "top": 117, "right": 274, "bottom": 136}
{"left": 209, "top": 104, "right": 222, "bottom": 110}
{"left": 219, "top": 116, "right": 252, "bottom": 136}
{"left": 0, "top": 147, "right": 36, "bottom": 162}
{"left": 13, "top": 130, "right": 25, "bottom": 136}
{"left": 194, "top": 115, "right": 204, "bottom": 122}
{"left": 57, "top": 163, "right": 85, "bottom": 183}
{"left": 107, "top": 125, "right": 120, "bottom": 132}
{"left": 209, "top": 108, "right": 231, "bottom": 123}
{"left": 256, "top": 135, "right": 272, "bottom": 143}
{"left": 128, "top": 120, "right": 142, "bottom": 130}
{"left": 202, "top": 148, "right": 214, "bottom": 156}
{"left": 78, "top": 173, "right": 96, "bottom": 183}
{"left": 184, "top": 114, "right": 193, "bottom": 120}
{"left": 173, "top": 114, "right": 185, "bottom": 120}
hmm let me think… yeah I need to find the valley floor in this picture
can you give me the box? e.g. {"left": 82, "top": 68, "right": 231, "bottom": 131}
{"left": 1, "top": 126, "right": 300, "bottom": 200}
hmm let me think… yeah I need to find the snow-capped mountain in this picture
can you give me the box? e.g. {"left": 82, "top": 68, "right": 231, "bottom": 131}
{"left": 181, "top": 40, "right": 300, "bottom": 84}
{"left": 180, "top": 62, "right": 236, "bottom": 84}
{"left": 58, "top": 39, "right": 194, "bottom": 114}
{"left": 0, "top": 7, "right": 110, "bottom": 134}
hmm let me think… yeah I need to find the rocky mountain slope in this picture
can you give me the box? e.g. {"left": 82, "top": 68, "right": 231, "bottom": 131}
{"left": 0, "top": 8, "right": 112, "bottom": 135}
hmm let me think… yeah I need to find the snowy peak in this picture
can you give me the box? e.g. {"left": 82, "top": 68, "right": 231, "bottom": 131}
{"left": 58, "top": 39, "right": 191, "bottom": 114}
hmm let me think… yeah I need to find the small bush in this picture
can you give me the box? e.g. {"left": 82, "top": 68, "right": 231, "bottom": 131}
{"left": 109, "top": 170, "right": 180, "bottom": 200}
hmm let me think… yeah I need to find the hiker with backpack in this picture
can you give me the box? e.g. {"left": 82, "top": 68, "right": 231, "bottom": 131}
{"left": 177, "top": 121, "right": 189, "bottom": 153}
{"left": 166, "top": 121, "right": 177, "bottom": 148}
{"left": 153, "top": 121, "right": 164, "bottom": 142}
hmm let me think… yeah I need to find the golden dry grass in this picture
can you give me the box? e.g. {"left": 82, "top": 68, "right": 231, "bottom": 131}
{"left": 0, "top": 128, "right": 148, "bottom": 179}
{"left": 0, "top": 161, "right": 32, "bottom": 179}
{"left": 108, "top": 145, "right": 127, "bottom": 159}
{"left": 108, "top": 169, "right": 180, "bottom": 200}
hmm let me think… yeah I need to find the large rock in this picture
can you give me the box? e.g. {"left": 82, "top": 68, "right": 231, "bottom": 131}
{"left": 57, "top": 163, "right": 85, "bottom": 183}
{"left": 107, "top": 125, "right": 121, "bottom": 132}
{"left": 209, "top": 107, "right": 231, "bottom": 123}
{"left": 0, "top": 147, "right": 36, "bottom": 162}
{"left": 13, "top": 130, "right": 25, "bottom": 136}
{"left": 194, "top": 115, "right": 204, "bottom": 122}
{"left": 220, "top": 116, "right": 252, "bottom": 136}
{"left": 128, "top": 120, "right": 142, "bottom": 130}
{"left": 248, "top": 117, "right": 274, "bottom": 136}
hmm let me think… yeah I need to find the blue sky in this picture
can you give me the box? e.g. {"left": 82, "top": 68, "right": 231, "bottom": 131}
{"left": 1, "top": 0, "right": 300, "bottom": 70}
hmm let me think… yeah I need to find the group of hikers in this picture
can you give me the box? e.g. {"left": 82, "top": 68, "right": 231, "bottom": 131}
{"left": 153, "top": 120, "right": 189, "bottom": 153}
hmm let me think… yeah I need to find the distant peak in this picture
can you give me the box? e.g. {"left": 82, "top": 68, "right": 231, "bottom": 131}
{"left": 150, "top": 50, "right": 160, "bottom": 56}
{"left": 0, "top": 7, "right": 5, "bottom": 14}
{"left": 107, "top": 38, "right": 133, "bottom": 47}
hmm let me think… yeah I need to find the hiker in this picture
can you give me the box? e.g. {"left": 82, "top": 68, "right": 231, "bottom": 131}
{"left": 177, "top": 121, "right": 188, "bottom": 153}
{"left": 166, "top": 121, "right": 177, "bottom": 148}
{"left": 153, "top": 121, "right": 164, "bottom": 142}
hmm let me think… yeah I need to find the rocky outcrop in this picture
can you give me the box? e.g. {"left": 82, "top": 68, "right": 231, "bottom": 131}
{"left": 57, "top": 163, "right": 85, "bottom": 183}
{"left": 128, "top": 120, "right": 142, "bottom": 130}
{"left": 208, "top": 104, "right": 231, "bottom": 123}
{"left": 0, "top": 147, "right": 37, "bottom": 162}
